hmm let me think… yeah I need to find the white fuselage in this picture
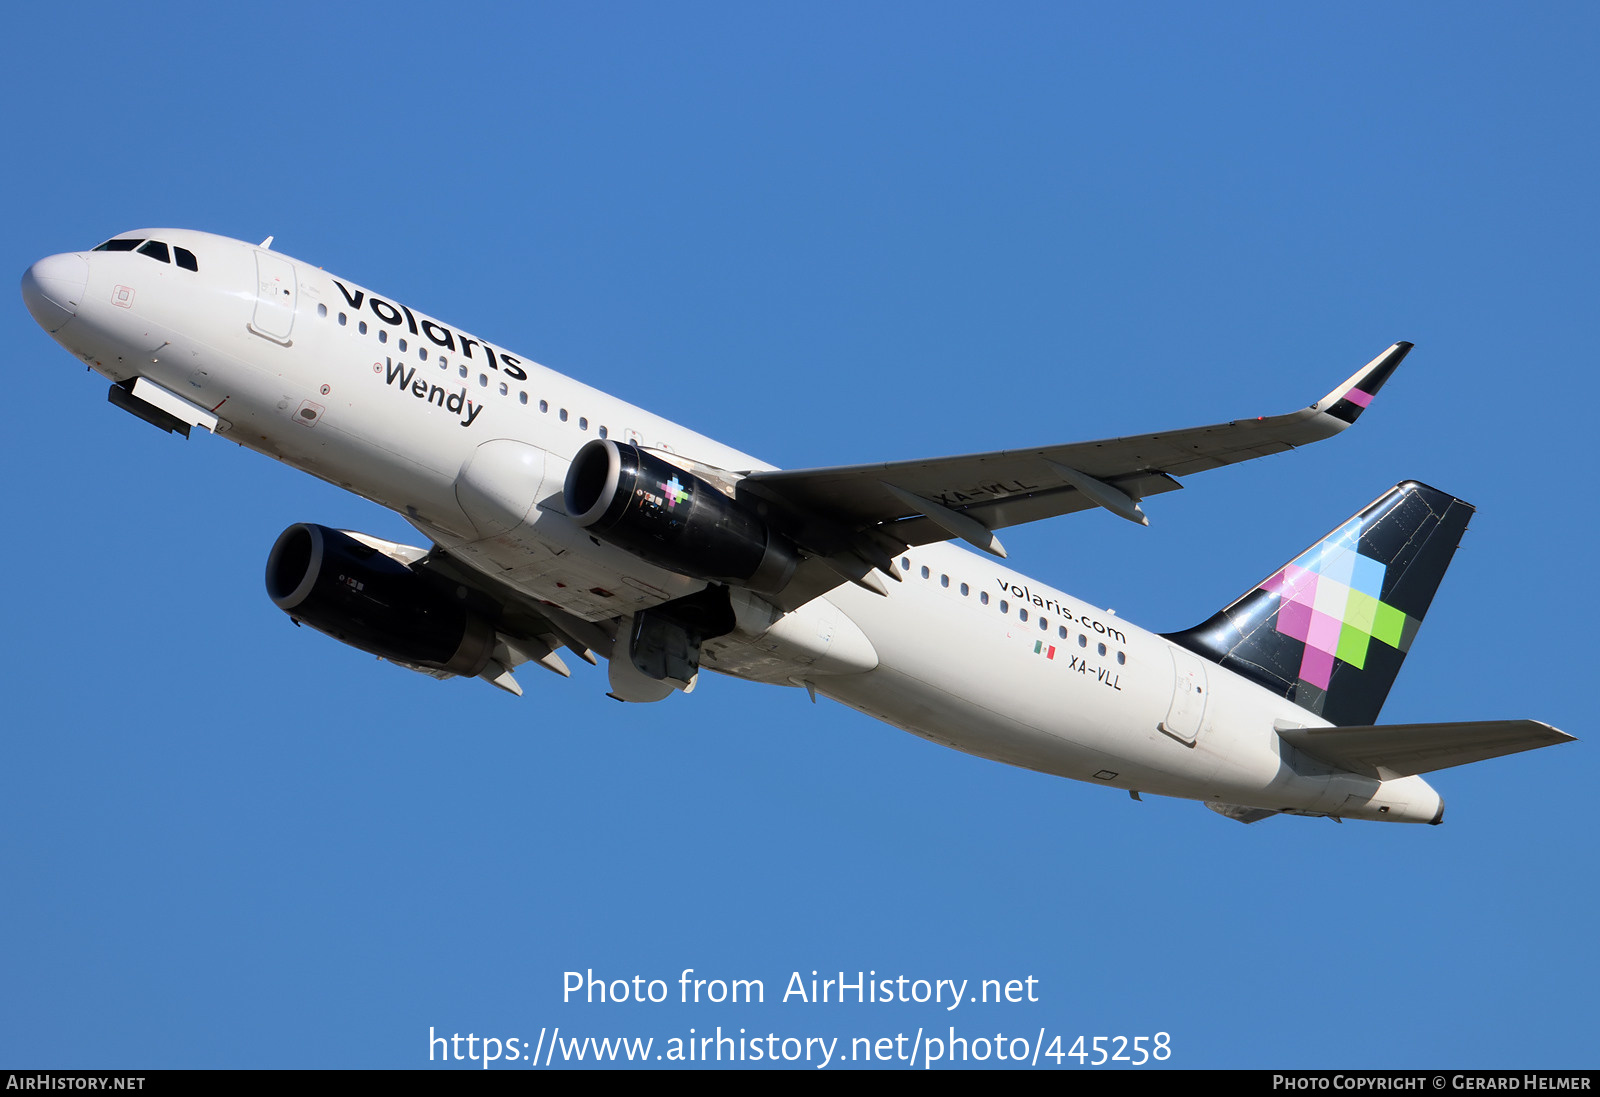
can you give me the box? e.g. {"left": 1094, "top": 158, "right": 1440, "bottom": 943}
{"left": 26, "top": 229, "right": 1443, "bottom": 823}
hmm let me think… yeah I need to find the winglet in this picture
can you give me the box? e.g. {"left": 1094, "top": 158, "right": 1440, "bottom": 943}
{"left": 1314, "top": 341, "right": 1413, "bottom": 425}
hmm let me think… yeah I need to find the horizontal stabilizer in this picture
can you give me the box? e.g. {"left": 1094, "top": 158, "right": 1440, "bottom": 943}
{"left": 1276, "top": 719, "right": 1575, "bottom": 779}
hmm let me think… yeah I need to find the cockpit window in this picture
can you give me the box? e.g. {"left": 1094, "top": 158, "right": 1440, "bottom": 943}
{"left": 89, "top": 237, "right": 195, "bottom": 269}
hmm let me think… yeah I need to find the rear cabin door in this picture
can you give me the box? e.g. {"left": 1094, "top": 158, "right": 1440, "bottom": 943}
{"left": 1161, "top": 645, "right": 1210, "bottom": 744}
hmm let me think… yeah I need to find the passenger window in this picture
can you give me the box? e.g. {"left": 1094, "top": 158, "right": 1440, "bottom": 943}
{"left": 174, "top": 246, "right": 199, "bottom": 271}
{"left": 1078, "top": 635, "right": 1087, "bottom": 648}
{"left": 1098, "top": 642, "right": 1107, "bottom": 656}
{"left": 359, "top": 321, "right": 368, "bottom": 335}
{"left": 1019, "top": 608, "right": 1028, "bottom": 622}
{"left": 317, "top": 303, "right": 327, "bottom": 318}
{"left": 940, "top": 574, "right": 949, "bottom": 588}
{"left": 337, "top": 312, "right": 347, "bottom": 326}
{"left": 599, "top": 425, "right": 608, "bottom": 439}
{"left": 960, "top": 582, "right": 969, "bottom": 596}
{"left": 1000, "top": 600, "right": 1009, "bottom": 614}
{"left": 1039, "top": 618, "right": 1048, "bottom": 631}
{"left": 378, "top": 330, "right": 388, "bottom": 344}
{"left": 980, "top": 592, "right": 989, "bottom": 605}
{"left": 519, "top": 391, "right": 528, "bottom": 405}
{"left": 137, "top": 240, "right": 170, "bottom": 263}
{"left": 479, "top": 374, "right": 488, "bottom": 387}
{"left": 1117, "top": 652, "right": 1126, "bottom": 665}
{"left": 559, "top": 409, "right": 568, "bottom": 422}
{"left": 579, "top": 417, "right": 588, "bottom": 431}
{"left": 921, "top": 566, "right": 930, "bottom": 579}
{"left": 419, "top": 347, "right": 428, "bottom": 360}
{"left": 398, "top": 339, "right": 408, "bottom": 352}
{"left": 1058, "top": 626, "right": 1067, "bottom": 639}
{"left": 459, "top": 365, "right": 468, "bottom": 378}
{"left": 539, "top": 400, "right": 548, "bottom": 413}
{"left": 901, "top": 557, "right": 910, "bottom": 571}
{"left": 499, "top": 382, "right": 508, "bottom": 396}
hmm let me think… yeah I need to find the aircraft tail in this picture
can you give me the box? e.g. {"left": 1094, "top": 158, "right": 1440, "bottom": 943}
{"left": 1166, "top": 481, "right": 1474, "bottom": 727}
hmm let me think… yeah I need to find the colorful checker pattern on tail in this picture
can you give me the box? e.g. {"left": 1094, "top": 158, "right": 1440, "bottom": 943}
{"left": 1257, "top": 528, "right": 1420, "bottom": 692}
{"left": 1165, "top": 481, "right": 1473, "bottom": 727}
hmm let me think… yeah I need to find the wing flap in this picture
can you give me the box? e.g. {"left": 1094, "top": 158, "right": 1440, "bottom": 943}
{"left": 1276, "top": 719, "right": 1576, "bottom": 779}
{"left": 415, "top": 549, "right": 613, "bottom": 663}
{"left": 883, "top": 472, "right": 1183, "bottom": 548}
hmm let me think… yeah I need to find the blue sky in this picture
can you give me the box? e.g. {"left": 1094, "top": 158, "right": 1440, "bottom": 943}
{"left": 3, "top": 2, "right": 1594, "bottom": 1070}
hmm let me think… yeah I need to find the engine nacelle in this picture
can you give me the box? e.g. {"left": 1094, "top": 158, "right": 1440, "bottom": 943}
{"left": 563, "top": 439, "right": 798, "bottom": 593}
{"left": 265, "top": 524, "right": 495, "bottom": 677}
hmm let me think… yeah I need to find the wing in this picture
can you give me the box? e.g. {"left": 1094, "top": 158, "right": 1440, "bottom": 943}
{"left": 736, "top": 342, "right": 1411, "bottom": 602}
{"left": 411, "top": 546, "right": 611, "bottom": 692}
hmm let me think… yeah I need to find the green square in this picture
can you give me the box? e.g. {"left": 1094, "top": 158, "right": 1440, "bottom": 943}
{"left": 1337, "top": 622, "right": 1371, "bottom": 669}
{"left": 1344, "top": 589, "right": 1379, "bottom": 636}
{"left": 1371, "top": 601, "right": 1407, "bottom": 648}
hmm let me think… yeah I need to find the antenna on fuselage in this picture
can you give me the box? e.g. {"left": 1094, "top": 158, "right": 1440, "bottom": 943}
{"left": 258, "top": 235, "right": 274, "bottom": 249}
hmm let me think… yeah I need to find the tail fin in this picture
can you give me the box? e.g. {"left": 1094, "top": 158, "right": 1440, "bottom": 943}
{"left": 1166, "top": 482, "right": 1474, "bottom": 726}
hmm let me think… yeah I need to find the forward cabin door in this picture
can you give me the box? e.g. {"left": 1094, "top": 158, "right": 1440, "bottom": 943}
{"left": 249, "top": 251, "right": 297, "bottom": 344}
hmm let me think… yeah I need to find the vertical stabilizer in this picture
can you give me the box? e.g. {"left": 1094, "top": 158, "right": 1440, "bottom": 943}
{"left": 1166, "top": 482, "right": 1474, "bottom": 727}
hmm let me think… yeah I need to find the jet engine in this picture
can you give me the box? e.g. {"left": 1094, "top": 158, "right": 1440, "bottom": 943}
{"left": 563, "top": 439, "right": 798, "bottom": 593}
{"left": 264, "top": 523, "right": 495, "bottom": 677}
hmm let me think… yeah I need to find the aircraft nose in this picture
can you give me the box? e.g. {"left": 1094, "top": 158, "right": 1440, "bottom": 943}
{"left": 21, "top": 252, "right": 89, "bottom": 333}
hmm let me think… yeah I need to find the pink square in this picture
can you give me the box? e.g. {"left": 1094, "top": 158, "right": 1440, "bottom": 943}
{"left": 1306, "top": 610, "right": 1342, "bottom": 654}
{"left": 1277, "top": 599, "right": 1313, "bottom": 642}
{"left": 1281, "top": 565, "right": 1318, "bottom": 607}
{"left": 1300, "top": 646, "right": 1335, "bottom": 690}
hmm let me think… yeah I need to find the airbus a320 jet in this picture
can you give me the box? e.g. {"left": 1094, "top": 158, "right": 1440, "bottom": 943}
{"left": 21, "top": 229, "right": 1573, "bottom": 824}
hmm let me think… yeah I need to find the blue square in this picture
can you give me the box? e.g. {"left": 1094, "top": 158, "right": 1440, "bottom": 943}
{"left": 1348, "top": 552, "right": 1385, "bottom": 600}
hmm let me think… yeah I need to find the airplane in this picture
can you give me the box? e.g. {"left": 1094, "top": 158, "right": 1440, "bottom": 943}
{"left": 21, "top": 228, "right": 1573, "bottom": 825}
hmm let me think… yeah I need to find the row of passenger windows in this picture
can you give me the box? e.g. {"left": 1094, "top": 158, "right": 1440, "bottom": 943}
{"left": 901, "top": 557, "right": 1127, "bottom": 664}
{"left": 92, "top": 237, "right": 200, "bottom": 271}
{"left": 318, "top": 303, "right": 611, "bottom": 436}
